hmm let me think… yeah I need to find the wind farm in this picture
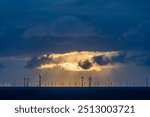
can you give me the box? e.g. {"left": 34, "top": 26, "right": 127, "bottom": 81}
{"left": 0, "top": 73, "right": 150, "bottom": 100}
{"left": 0, "top": 74, "right": 150, "bottom": 87}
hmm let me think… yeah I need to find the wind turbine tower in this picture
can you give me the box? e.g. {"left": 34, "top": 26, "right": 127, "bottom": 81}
{"left": 81, "top": 77, "right": 84, "bottom": 87}
{"left": 89, "top": 77, "right": 92, "bottom": 87}
{"left": 39, "top": 74, "right": 42, "bottom": 87}
{"left": 24, "top": 77, "right": 26, "bottom": 87}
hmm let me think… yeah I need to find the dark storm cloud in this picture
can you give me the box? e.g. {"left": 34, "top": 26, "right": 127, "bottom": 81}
{"left": 25, "top": 51, "right": 150, "bottom": 71}
{"left": 23, "top": 16, "right": 96, "bottom": 39}
{"left": 94, "top": 52, "right": 127, "bottom": 65}
{"left": 25, "top": 55, "right": 52, "bottom": 69}
{"left": 0, "top": 0, "right": 150, "bottom": 58}
{"left": 94, "top": 52, "right": 150, "bottom": 67}
{"left": 129, "top": 54, "right": 150, "bottom": 67}
{"left": 78, "top": 60, "right": 92, "bottom": 69}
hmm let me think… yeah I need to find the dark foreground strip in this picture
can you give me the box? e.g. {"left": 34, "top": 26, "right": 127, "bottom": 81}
{"left": 0, "top": 87, "right": 150, "bottom": 100}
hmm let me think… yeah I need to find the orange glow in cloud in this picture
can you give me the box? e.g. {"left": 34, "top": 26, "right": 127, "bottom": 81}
{"left": 36, "top": 51, "right": 121, "bottom": 71}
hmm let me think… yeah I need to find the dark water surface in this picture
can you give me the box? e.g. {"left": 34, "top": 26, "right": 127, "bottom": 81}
{"left": 0, "top": 87, "right": 150, "bottom": 100}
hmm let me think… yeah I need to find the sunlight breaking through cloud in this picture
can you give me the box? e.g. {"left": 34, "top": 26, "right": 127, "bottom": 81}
{"left": 25, "top": 51, "right": 124, "bottom": 71}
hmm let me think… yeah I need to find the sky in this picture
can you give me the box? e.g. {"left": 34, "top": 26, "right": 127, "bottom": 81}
{"left": 0, "top": 0, "right": 150, "bottom": 86}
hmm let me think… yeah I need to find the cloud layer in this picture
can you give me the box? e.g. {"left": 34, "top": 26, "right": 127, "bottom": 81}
{"left": 23, "top": 16, "right": 96, "bottom": 39}
{"left": 25, "top": 51, "right": 121, "bottom": 71}
{"left": 0, "top": 63, "right": 4, "bottom": 72}
{"left": 25, "top": 51, "right": 150, "bottom": 72}
{"left": 0, "top": 0, "right": 150, "bottom": 57}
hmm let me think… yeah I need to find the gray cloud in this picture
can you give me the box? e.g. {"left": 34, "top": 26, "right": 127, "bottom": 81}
{"left": 25, "top": 51, "right": 119, "bottom": 71}
{"left": 0, "top": 63, "right": 4, "bottom": 72}
{"left": 0, "top": 0, "right": 150, "bottom": 58}
{"left": 0, "top": 63, "right": 4, "bottom": 68}
{"left": 78, "top": 60, "right": 92, "bottom": 69}
{"left": 23, "top": 16, "right": 96, "bottom": 39}
{"left": 25, "top": 51, "right": 150, "bottom": 72}
{"left": 25, "top": 55, "right": 52, "bottom": 69}
{"left": 40, "top": 0, "right": 150, "bottom": 17}
{"left": 129, "top": 54, "right": 150, "bottom": 67}
{"left": 94, "top": 51, "right": 150, "bottom": 67}
{"left": 94, "top": 52, "right": 127, "bottom": 65}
